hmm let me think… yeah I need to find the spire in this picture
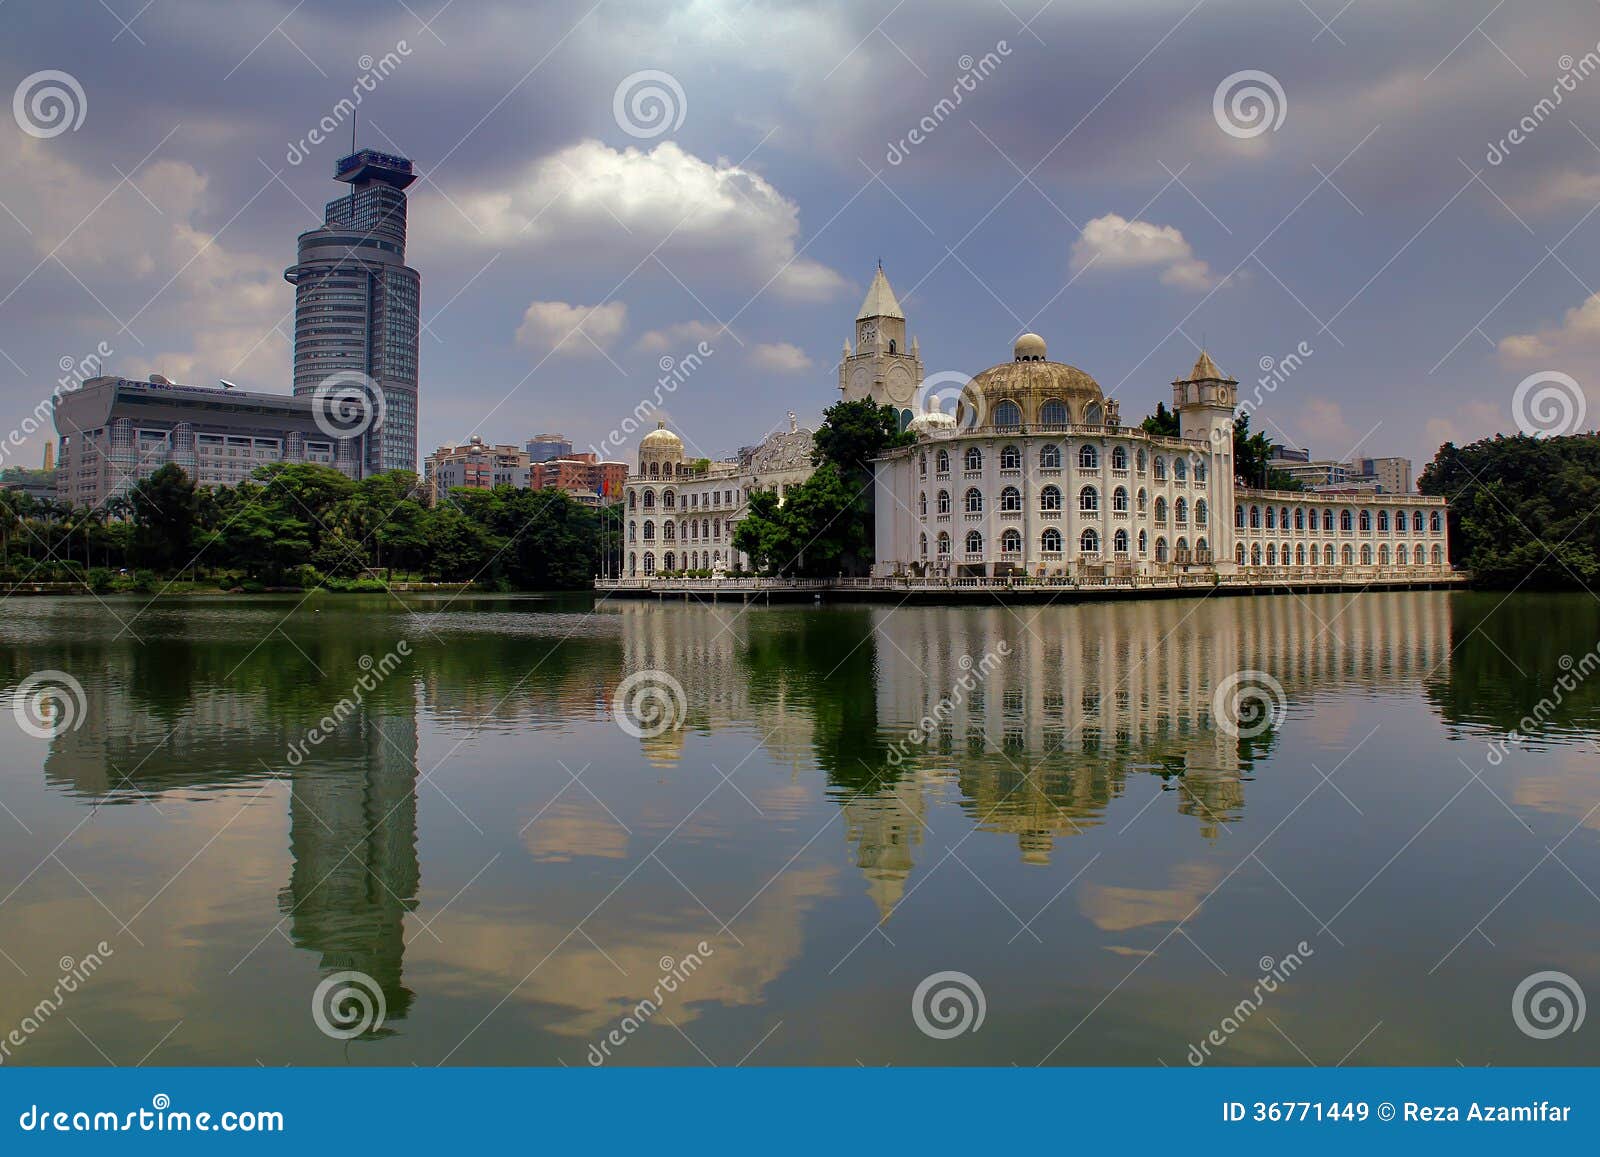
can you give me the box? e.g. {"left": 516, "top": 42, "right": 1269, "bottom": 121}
{"left": 856, "top": 265, "right": 904, "bottom": 321}
{"left": 1189, "top": 349, "right": 1224, "bottom": 381}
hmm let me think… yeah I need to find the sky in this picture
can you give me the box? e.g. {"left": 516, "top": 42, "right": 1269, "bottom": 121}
{"left": 4, "top": 0, "right": 1600, "bottom": 477}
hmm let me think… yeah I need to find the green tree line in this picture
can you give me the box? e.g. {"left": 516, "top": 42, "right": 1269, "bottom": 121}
{"left": 0, "top": 462, "right": 618, "bottom": 592}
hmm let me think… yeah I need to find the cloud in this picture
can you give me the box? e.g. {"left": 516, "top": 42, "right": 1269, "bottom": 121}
{"left": 1498, "top": 293, "right": 1600, "bottom": 362}
{"left": 1070, "top": 213, "right": 1214, "bottom": 290}
{"left": 749, "top": 341, "right": 812, "bottom": 372}
{"left": 1424, "top": 400, "right": 1506, "bottom": 450}
{"left": 637, "top": 320, "right": 724, "bottom": 353}
{"left": 515, "top": 300, "right": 627, "bottom": 356}
{"left": 430, "top": 139, "right": 847, "bottom": 301}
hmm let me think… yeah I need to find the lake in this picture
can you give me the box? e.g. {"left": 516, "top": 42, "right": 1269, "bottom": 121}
{"left": 0, "top": 589, "right": 1597, "bottom": 1066}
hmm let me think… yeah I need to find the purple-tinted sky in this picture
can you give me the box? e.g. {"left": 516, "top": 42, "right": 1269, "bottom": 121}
{"left": 5, "top": 0, "right": 1600, "bottom": 473}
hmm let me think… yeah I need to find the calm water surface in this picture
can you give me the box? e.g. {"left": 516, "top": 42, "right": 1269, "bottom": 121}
{"left": 1, "top": 590, "right": 1598, "bottom": 1066}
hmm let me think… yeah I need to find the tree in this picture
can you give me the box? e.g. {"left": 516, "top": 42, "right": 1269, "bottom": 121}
{"left": 130, "top": 463, "right": 200, "bottom": 572}
{"left": 1141, "top": 402, "right": 1179, "bottom": 438}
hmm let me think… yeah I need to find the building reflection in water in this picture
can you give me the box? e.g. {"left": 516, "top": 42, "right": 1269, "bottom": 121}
{"left": 609, "top": 593, "right": 1454, "bottom": 920}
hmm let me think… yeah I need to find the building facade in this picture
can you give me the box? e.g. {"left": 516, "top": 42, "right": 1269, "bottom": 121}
{"left": 53, "top": 376, "right": 362, "bottom": 506}
{"left": 423, "top": 436, "right": 529, "bottom": 499}
{"left": 284, "top": 149, "right": 421, "bottom": 475}
{"left": 528, "top": 452, "right": 627, "bottom": 505}
{"left": 526, "top": 433, "right": 574, "bottom": 463}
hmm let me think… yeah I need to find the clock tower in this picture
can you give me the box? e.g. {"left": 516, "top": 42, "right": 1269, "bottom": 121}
{"left": 839, "top": 263, "right": 923, "bottom": 424}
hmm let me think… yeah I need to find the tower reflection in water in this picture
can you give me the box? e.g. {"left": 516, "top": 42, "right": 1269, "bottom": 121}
{"left": 609, "top": 593, "right": 1454, "bottom": 921}
{"left": 41, "top": 650, "right": 422, "bottom": 1035}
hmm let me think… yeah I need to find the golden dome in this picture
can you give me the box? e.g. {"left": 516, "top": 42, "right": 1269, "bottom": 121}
{"left": 639, "top": 420, "right": 682, "bottom": 450}
{"left": 958, "top": 337, "right": 1108, "bottom": 428}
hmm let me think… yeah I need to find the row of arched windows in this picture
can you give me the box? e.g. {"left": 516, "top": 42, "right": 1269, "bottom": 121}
{"left": 918, "top": 529, "right": 1206, "bottom": 559}
{"left": 919, "top": 487, "right": 1208, "bottom": 522}
{"left": 1236, "top": 542, "right": 1445, "bottom": 567}
{"left": 628, "top": 518, "right": 725, "bottom": 542}
{"left": 627, "top": 550, "right": 727, "bottom": 574}
{"left": 988, "top": 398, "right": 1107, "bottom": 428}
{"left": 1235, "top": 504, "right": 1443, "bottom": 534}
{"left": 919, "top": 444, "right": 1207, "bottom": 479}
{"left": 629, "top": 486, "right": 740, "bottom": 510}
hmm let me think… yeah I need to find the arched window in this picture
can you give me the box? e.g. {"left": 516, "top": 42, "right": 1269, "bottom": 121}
{"left": 919, "top": 533, "right": 928, "bottom": 557}
{"left": 1039, "top": 443, "right": 1062, "bottom": 469}
{"left": 919, "top": 453, "right": 927, "bottom": 478}
{"left": 1001, "top": 528, "right": 1022, "bottom": 553}
{"left": 1359, "top": 509, "right": 1372, "bottom": 532}
{"left": 1340, "top": 509, "right": 1353, "bottom": 532}
{"left": 1197, "top": 536, "right": 1209, "bottom": 556}
{"left": 918, "top": 491, "right": 927, "bottom": 516}
{"left": 1432, "top": 543, "right": 1444, "bottom": 564}
{"left": 1001, "top": 444, "right": 1021, "bottom": 470}
{"left": 1078, "top": 444, "right": 1099, "bottom": 469}
{"left": 627, "top": 490, "right": 637, "bottom": 509}
{"left": 1323, "top": 543, "right": 1335, "bottom": 566}
{"left": 628, "top": 553, "right": 637, "bottom": 575}
{"left": 1280, "top": 542, "right": 1290, "bottom": 567}
{"left": 1413, "top": 511, "right": 1425, "bottom": 533}
{"left": 1249, "top": 504, "right": 1261, "bottom": 528}
{"left": 1040, "top": 485, "right": 1062, "bottom": 511}
{"left": 1195, "top": 459, "right": 1208, "bottom": 482}
{"left": 663, "top": 551, "right": 676, "bottom": 571}
{"left": 965, "top": 446, "right": 983, "bottom": 471}
{"left": 937, "top": 489, "right": 951, "bottom": 514}
{"left": 965, "top": 487, "right": 984, "bottom": 513}
{"left": 1113, "top": 486, "right": 1129, "bottom": 512}
{"left": 1155, "top": 496, "right": 1168, "bottom": 523}
{"left": 1377, "top": 510, "right": 1390, "bottom": 532}
{"left": 1137, "top": 487, "right": 1148, "bottom": 512}
{"left": 1195, "top": 498, "right": 1208, "bottom": 526}
{"left": 643, "top": 521, "right": 655, "bottom": 541}
{"left": 994, "top": 400, "right": 1022, "bottom": 428}
{"left": 1042, "top": 527, "right": 1063, "bottom": 552}
{"left": 1265, "top": 506, "right": 1276, "bottom": 530}
{"left": 1157, "top": 536, "right": 1170, "bottom": 562}
{"left": 1236, "top": 543, "right": 1246, "bottom": 564}
{"left": 643, "top": 552, "right": 656, "bottom": 574}
{"left": 663, "top": 521, "right": 675, "bottom": 540}
{"left": 1280, "top": 507, "right": 1290, "bottom": 529}
{"left": 1266, "top": 543, "right": 1277, "bottom": 566}
{"left": 1342, "top": 544, "right": 1354, "bottom": 566}
{"left": 643, "top": 490, "right": 656, "bottom": 509}
{"left": 965, "top": 530, "right": 984, "bottom": 554}
{"left": 1138, "top": 529, "right": 1148, "bottom": 554}
{"left": 1251, "top": 543, "right": 1262, "bottom": 566}
{"left": 663, "top": 489, "right": 676, "bottom": 508}
{"left": 1079, "top": 485, "right": 1099, "bottom": 512}
{"left": 1040, "top": 399, "right": 1068, "bottom": 426}
{"left": 1081, "top": 528, "right": 1100, "bottom": 553}
{"left": 1397, "top": 544, "right": 1409, "bottom": 565}
{"left": 1236, "top": 504, "right": 1246, "bottom": 528}
{"left": 1175, "top": 497, "right": 1188, "bottom": 524}
{"left": 1136, "top": 448, "right": 1147, "bottom": 472}
{"left": 1379, "top": 544, "right": 1390, "bottom": 565}
{"left": 937, "top": 531, "right": 951, "bottom": 555}
{"left": 1112, "top": 445, "right": 1128, "bottom": 470}
{"left": 1323, "top": 509, "right": 1335, "bottom": 531}
{"left": 1173, "top": 457, "right": 1187, "bottom": 481}
{"left": 936, "top": 449, "right": 950, "bottom": 474}
{"left": 1430, "top": 511, "right": 1442, "bottom": 533}
{"left": 628, "top": 521, "right": 638, "bottom": 542}
{"left": 1084, "top": 402, "right": 1104, "bottom": 425}
{"left": 1000, "top": 485, "right": 1022, "bottom": 511}
{"left": 1294, "top": 507, "right": 1304, "bottom": 531}
{"left": 648, "top": 462, "right": 660, "bottom": 479}
{"left": 1295, "top": 544, "right": 1306, "bottom": 566}
{"left": 1154, "top": 456, "right": 1168, "bottom": 480}
{"left": 1113, "top": 528, "right": 1129, "bottom": 554}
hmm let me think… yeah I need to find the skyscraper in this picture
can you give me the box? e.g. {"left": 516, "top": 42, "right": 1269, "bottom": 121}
{"left": 285, "top": 149, "right": 421, "bottom": 475}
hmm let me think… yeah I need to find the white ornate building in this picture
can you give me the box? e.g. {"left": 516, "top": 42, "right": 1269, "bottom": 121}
{"left": 623, "top": 265, "right": 1451, "bottom": 581}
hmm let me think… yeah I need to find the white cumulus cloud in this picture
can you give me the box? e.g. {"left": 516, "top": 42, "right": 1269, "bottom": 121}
{"left": 749, "top": 341, "right": 812, "bottom": 372}
{"left": 637, "top": 320, "right": 725, "bottom": 353}
{"left": 516, "top": 300, "right": 628, "bottom": 356}
{"left": 1498, "top": 293, "right": 1600, "bottom": 362}
{"left": 1070, "top": 213, "right": 1215, "bottom": 290}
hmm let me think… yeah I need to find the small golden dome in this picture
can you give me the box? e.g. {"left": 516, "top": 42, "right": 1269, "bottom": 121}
{"left": 1013, "top": 333, "right": 1047, "bottom": 362}
{"left": 639, "top": 420, "right": 682, "bottom": 449}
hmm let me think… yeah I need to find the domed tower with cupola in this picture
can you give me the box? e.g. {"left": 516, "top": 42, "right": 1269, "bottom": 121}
{"left": 637, "top": 419, "right": 684, "bottom": 480}
{"left": 1172, "top": 350, "right": 1237, "bottom": 452}
{"left": 839, "top": 263, "right": 924, "bottom": 428}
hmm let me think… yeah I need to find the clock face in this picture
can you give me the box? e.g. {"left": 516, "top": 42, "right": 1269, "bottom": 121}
{"left": 858, "top": 322, "right": 876, "bottom": 346}
{"left": 886, "top": 366, "right": 914, "bottom": 403}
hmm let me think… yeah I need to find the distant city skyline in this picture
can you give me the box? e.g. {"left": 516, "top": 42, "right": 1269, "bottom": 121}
{"left": 5, "top": 2, "right": 1600, "bottom": 481}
